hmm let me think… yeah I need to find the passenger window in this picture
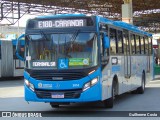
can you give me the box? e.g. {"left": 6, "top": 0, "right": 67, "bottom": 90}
{"left": 143, "top": 37, "right": 146, "bottom": 54}
{"left": 117, "top": 30, "right": 124, "bottom": 54}
{"left": 130, "top": 34, "right": 136, "bottom": 54}
{"left": 145, "top": 37, "right": 149, "bottom": 54}
{"left": 141, "top": 37, "right": 144, "bottom": 54}
{"left": 110, "top": 28, "right": 117, "bottom": 55}
{"left": 123, "top": 30, "right": 129, "bottom": 55}
{"left": 149, "top": 38, "right": 152, "bottom": 55}
{"left": 136, "top": 35, "right": 140, "bottom": 54}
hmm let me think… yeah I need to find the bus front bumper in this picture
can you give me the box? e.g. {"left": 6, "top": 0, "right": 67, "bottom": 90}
{"left": 25, "top": 83, "right": 101, "bottom": 103}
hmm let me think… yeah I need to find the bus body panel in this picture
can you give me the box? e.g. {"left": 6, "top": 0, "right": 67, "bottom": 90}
{"left": 0, "top": 39, "right": 24, "bottom": 78}
{"left": 25, "top": 82, "right": 101, "bottom": 103}
{"left": 1, "top": 40, "right": 14, "bottom": 77}
{"left": 24, "top": 68, "right": 103, "bottom": 102}
{"left": 101, "top": 55, "right": 153, "bottom": 99}
{"left": 13, "top": 60, "right": 24, "bottom": 76}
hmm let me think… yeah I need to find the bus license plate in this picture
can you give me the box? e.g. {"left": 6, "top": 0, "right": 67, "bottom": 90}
{"left": 51, "top": 93, "right": 64, "bottom": 98}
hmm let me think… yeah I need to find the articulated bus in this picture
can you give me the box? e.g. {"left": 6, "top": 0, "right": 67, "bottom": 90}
{"left": 0, "top": 39, "right": 24, "bottom": 78}
{"left": 16, "top": 14, "right": 153, "bottom": 108}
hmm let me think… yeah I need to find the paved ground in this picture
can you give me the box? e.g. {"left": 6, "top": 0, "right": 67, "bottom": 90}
{"left": 0, "top": 76, "right": 160, "bottom": 119}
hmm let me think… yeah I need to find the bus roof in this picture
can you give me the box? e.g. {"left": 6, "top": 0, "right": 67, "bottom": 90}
{"left": 113, "top": 21, "right": 152, "bottom": 37}
{"left": 98, "top": 16, "right": 152, "bottom": 37}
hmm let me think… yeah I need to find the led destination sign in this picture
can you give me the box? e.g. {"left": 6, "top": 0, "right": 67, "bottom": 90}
{"left": 37, "top": 19, "right": 86, "bottom": 28}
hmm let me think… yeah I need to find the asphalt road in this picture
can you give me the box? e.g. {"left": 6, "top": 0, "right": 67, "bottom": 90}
{"left": 0, "top": 77, "right": 160, "bottom": 120}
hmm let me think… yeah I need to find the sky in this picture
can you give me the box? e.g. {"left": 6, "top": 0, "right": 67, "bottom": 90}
{"left": 13, "top": 14, "right": 36, "bottom": 27}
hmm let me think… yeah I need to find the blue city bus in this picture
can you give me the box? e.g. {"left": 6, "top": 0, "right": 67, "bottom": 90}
{"left": 16, "top": 14, "right": 153, "bottom": 108}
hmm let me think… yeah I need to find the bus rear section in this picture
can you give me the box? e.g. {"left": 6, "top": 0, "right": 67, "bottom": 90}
{"left": 0, "top": 39, "right": 24, "bottom": 78}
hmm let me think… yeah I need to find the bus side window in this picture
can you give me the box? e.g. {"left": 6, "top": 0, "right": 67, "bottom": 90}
{"left": 103, "top": 46, "right": 109, "bottom": 60}
{"left": 130, "top": 34, "right": 136, "bottom": 54}
{"left": 145, "top": 37, "right": 149, "bottom": 54}
{"left": 136, "top": 35, "right": 140, "bottom": 54}
{"left": 143, "top": 37, "right": 146, "bottom": 54}
{"left": 109, "top": 28, "right": 117, "bottom": 55}
{"left": 149, "top": 37, "right": 153, "bottom": 55}
{"left": 101, "top": 33, "right": 109, "bottom": 65}
{"left": 123, "top": 30, "right": 129, "bottom": 55}
{"left": 117, "top": 30, "right": 124, "bottom": 54}
{"left": 141, "top": 36, "right": 144, "bottom": 54}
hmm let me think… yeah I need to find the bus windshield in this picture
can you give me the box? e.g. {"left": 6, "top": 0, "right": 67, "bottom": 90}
{"left": 26, "top": 32, "right": 98, "bottom": 69}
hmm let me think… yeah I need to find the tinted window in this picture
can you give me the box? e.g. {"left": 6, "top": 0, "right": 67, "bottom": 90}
{"left": 110, "top": 28, "right": 117, "bottom": 55}
{"left": 149, "top": 37, "right": 152, "bottom": 54}
{"left": 136, "top": 35, "right": 140, "bottom": 54}
{"left": 123, "top": 30, "right": 129, "bottom": 55}
{"left": 130, "top": 34, "right": 136, "bottom": 54}
{"left": 145, "top": 37, "right": 149, "bottom": 54}
{"left": 117, "top": 30, "right": 123, "bottom": 54}
{"left": 141, "top": 36, "right": 144, "bottom": 54}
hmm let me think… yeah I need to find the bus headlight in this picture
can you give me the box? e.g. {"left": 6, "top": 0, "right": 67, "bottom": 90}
{"left": 83, "top": 77, "right": 98, "bottom": 91}
{"left": 25, "top": 79, "right": 35, "bottom": 92}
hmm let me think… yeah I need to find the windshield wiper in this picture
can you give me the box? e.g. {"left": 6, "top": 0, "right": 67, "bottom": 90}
{"left": 39, "top": 30, "right": 48, "bottom": 41}
{"left": 70, "top": 29, "right": 79, "bottom": 48}
{"left": 26, "top": 34, "right": 32, "bottom": 41}
{"left": 64, "top": 36, "right": 71, "bottom": 58}
{"left": 64, "top": 29, "right": 79, "bottom": 58}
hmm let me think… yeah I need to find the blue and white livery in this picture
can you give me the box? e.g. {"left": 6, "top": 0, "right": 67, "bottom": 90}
{"left": 16, "top": 14, "right": 153, "bottom": 108}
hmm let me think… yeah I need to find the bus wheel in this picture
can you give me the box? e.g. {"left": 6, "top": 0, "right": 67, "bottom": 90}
{"left": 50, "top": 103, "right": 59, "bottom": 108}
{"left": 137, "top": 72, "right": 145, "bottom": 94}
{"left": 103, "top": 81, "right": 116, "bottom": 108}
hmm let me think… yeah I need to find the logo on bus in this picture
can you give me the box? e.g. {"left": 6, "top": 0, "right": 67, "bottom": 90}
{"left": 55, "top": 83, "right": 60, "bottom": 88}
{"left": 58, "top": 58, "right": 69, "bottom": 69}
{"left": 38, "top": 83, "right": 43, "bottom": 88}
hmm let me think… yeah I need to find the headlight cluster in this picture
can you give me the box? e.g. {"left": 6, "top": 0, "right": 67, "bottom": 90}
{"left": 25, "top": 79, "right": 35, "bottom": 92}
{"left": 83, "top": 77, "right": 98, "bottom": 91}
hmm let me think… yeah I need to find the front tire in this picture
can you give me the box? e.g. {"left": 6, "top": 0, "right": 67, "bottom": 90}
{"left": 103, "top": 81, "right": 116, "bottom": 108}
{"left": 50, "top": 103, "right": 59, "bottom": 108}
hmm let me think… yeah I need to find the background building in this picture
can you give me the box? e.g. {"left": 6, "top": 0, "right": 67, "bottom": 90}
{"left": 0, "top": 26, "right": 25, "bottom": 39}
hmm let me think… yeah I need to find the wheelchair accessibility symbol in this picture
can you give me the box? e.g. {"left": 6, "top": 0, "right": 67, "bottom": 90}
{"left": 58, "top": 58, "right": 69, "bottom": 69}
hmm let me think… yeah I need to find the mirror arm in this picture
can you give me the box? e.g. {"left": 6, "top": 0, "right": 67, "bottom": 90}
{"left": 101, "top": 56, "right": 109, "bottom": 65}
{"left": 16, "top": 52, "right": 25, "bottom": 61}
{"left": 16, "top": 34, "right": 25, "bottom": 61}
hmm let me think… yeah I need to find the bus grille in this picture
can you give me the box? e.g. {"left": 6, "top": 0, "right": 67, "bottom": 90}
{"left": 30, "top": 71, "right": 87, "bottom": 80}
{"left": 35, "top": 89, "right": 82, "bottom": 99}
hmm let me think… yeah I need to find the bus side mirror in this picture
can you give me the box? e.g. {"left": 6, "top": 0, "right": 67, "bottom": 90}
{"left": 16, "top": 34, "right": 25, "bottom": 61}
{"left": 103, "top": 35, "right": 110, "bottom": 49}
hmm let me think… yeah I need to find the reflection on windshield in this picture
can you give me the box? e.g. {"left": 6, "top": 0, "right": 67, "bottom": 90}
{"left": 26, "top": 32, "right": 98, "bottom": 69}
